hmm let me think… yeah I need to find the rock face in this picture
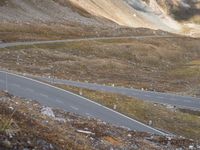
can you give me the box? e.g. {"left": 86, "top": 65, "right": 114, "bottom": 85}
{"left": 148, "top": 0, "right": 200, "bottom": 20}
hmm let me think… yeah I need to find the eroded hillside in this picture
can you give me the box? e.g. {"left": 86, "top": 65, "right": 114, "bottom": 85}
{"left": 0, "top": 0, "right": 200, "bottom": 39}
{"left": 1, "top": 0, "right": 169, "bottom": 42}
{"left": 69, "top": 0, "right": 181, "bottom": 31}
{"left": 68, "top": 0, "right": 200, "bottom": 36}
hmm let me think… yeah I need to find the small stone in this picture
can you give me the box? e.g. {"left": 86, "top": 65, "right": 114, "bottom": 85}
{"left": 167, "top": 136, "right": 172, "bottom": 141}
{"left": 8, "top": 106, "right": 14, "bottom": 110}
{"left": 90, "top": 137, "right": 94, "bottom": 141}
{"left": 110, "top": 147, "right": 114, "bottom": 150}
{"left": 131, "top": 145, "right": 138, "bottom": 149}
{"left": 189, "top": 145, "right": 194, "bottom": 150}
{"left": 127, "top": 134, "right": 132, "bottom": 137}
{"left": 54, "top": 117, "right": 66, "bottom": 123}
{"left": 27, "top": 140, "right": 32, "bottom": 145}
{"left": 49, "top": 144, "right": 54, "bottom": 149}
{"left": 41, "top": 107, "right": 55, "bottom": 118}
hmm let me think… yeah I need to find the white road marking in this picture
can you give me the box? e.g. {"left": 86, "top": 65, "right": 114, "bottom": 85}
{"left": 39, "top": 93, "right": 48, "bottom": 98}
{"left": 183, "top": 100, "right": 190, "bottom": 103}
{"left": 56, "top": 99, "right": 64, "bottom": 104}
{"left": 157, "top": 96, "right": 165, "bottom": 99}
{"left": 12, "top": 83, "right": 21, "bottom": 88}
{"left": 144, "top": 94, "right": 153, "bottom": 98}
{"left": 70, "top": 105, "right": 79, "bottom": 110}
{"left": 0, "top": 71, "right": 168, "bottom": 135}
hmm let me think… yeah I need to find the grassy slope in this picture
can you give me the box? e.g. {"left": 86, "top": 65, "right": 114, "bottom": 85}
{"left": 0, "top": 22, "right": 163, "bottom": 42}
{"left": 0, "top": 37, "right": 199, "bottom": 96}
{"left": 57, "top": 84, "right": 200, "bottom": 140}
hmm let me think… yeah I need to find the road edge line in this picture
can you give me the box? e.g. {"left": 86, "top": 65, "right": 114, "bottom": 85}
{"left": 0, "top": 70, "right": 168, "bottom": 136}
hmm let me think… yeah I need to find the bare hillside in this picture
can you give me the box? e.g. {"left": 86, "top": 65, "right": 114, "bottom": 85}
{"left": 0, "top": 0, "right": 111, "bottom": 26}
{"left": 68, "top": 0, "right": 200, "bottom": 36}
{"left": 0, "top": 0, "right": 110, "bottom": 42}
{"left": 1, "top": 0, "right": 170, "bottom": 42}
{"left": 69, "top": 0, "right": 181, "bottom": 32}
{"left": 0, "top": 0, "right": 200, "bottom": 39}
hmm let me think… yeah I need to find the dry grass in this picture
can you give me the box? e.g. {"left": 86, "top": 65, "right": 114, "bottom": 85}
{"left": 0, "top": 96, "right": 91, "bottom": 150}
{"left": 57, "top": 84, "right": 200, "bottom": 140}
{"left": 0, "top": 22, "right": 162, "bottom": 42}
{"left": 0, "top": 113, "right": 16, "bottom": 133}
{"left": 0, "top": 36, "right": 200, "bottom": 96}
{"left": 0, "top": 22, "right": 94, "bottom": 42}
{"left": 1, "top": 91, "right": 198, "bottom": 149}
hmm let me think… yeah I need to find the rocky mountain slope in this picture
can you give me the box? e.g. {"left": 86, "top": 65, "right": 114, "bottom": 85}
{"left": 1, "top": 0, "right": 168, "bottom": 42}
{"left": 0, "top": 0, "right": 110, "bottom": 26}
{"left": 0, "top": 0, "right": 200, "bottom": 39}
{"left": 152, "top": 0, "right": 200, "bottom": 21}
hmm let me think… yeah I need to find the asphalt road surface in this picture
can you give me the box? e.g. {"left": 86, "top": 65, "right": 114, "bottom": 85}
{"left": 0, "top": 71, "right": 166, "bottom": 135}
{"left": 39, "top": 77, "right": 200, "bottom": 110}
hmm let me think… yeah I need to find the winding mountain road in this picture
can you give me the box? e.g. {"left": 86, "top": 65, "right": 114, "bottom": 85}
{"left": 0, "top": 71, "right": 166, "bottom": 135}
{"left": 39, "top": 77, "right": 200, "bottom": 110}
{"left": 0, "top": 35, "right": 173, "bottom": 49}
{"left": 0, "top": 35, "right": 197, "bottom": 136}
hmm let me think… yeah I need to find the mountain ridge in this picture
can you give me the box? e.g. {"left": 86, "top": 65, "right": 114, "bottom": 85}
{"left": 0, "top": 0, "right": 200, "bottom": 37}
